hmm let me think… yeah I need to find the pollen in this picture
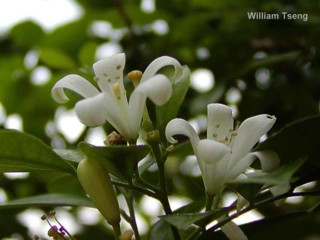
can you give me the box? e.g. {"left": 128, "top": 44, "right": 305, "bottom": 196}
{"left": 116, "top": 64, "right": 122, "bottom": 70}
{"left": 93, "top": 76, "right": 100, "bottom": 82}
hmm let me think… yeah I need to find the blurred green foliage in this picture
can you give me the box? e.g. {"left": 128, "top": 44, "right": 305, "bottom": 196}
{"left": 0, "top": 0, "right": 320, "bottom": 239}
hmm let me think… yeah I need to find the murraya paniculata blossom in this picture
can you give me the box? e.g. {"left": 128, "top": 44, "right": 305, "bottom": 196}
{"left": 166, "top": 103, "right": 280, "bottom": 196}
{"left": 51, "top": 53, "right": 189, "bottom": 142}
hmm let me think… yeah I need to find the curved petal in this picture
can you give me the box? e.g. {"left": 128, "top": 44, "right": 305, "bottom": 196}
{"left": 140, "top": 56, "right": 183, "bottom": 83}
{"left": 93, "top": 53, "right": 126, "bottom": 93}
{"left": 74, "top": 94, "right": 106, "bottom": 127}
{"left": 230, "top": 114, "right": 276, "bottom": 165}
{"left": 221, "top": 221, "right": 248, "bottom": 240}
{"left": 51, "top": 74, "right": 100, "bottom": 103}
{"left": 207, "top": 104, "right": 234, "bottom": 142}
{"left": 197, "top": 139, "right": 230, "bottom": 165}
{"left": 165, "top": 118, "right": 200, "bottom": 154}
{"left": 253, "top": 150, "right": 280, "bottom": 172}
{"left": 134, "top": 74, "right": 172, "bottom": 105}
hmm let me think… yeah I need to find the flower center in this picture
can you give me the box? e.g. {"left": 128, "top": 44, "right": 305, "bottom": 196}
{"left": 212, "top": 123, "right": 238, "bottom": 147}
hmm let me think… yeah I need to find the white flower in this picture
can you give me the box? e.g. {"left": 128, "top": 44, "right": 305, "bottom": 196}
{"left": 52, "top": 53, "right": 187, "bottom": 142}
{"left": 166, "top": 103, "right": 280, "bottom": 195}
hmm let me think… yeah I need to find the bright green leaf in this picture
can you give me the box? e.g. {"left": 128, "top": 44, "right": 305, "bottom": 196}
{"left": 39, "top": 48, "right": 76, "bottom": 70}
{"left": 0, "top": 130, "right": 74, "bottom": 174}
{"left": 156, "top": 67, "right": 190, "bottom": 143}
{"left": 78, "top": 41, "right": 98, "bottom": 66}
{"left": 10, "top": 20, "right": 44, "bottom": 47}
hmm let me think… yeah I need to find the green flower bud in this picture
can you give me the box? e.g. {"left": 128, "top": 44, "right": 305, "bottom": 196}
{"left": 77, "top": 157, "right": 120, "bottom": 226}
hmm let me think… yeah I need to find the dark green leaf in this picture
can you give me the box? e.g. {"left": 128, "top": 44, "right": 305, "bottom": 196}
{"left": 256, "top": 115, "right": 320, "bottom": 171}
{"left": 148, "top": 220, "right": 174, "bottom": 240}
{"left": 161, "top": 208, "right": 227, "bottom": 230}
{"left": 78, "top": 142, "right": 151, "bottom": 181}
{"left": 0, "top": 130, "right": 74, "bottom": 174}
{"left": 0, "top": 194, "right": 93, "bottom": 209}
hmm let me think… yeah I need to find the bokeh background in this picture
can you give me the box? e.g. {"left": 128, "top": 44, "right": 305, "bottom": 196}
{"left": 0, "top": 0, "right": 320, "bottom": 239}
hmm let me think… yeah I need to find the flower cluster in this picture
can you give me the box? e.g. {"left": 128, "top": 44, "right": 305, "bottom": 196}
{"left": 51, "top": 53, "right": 280, "bottom": 240}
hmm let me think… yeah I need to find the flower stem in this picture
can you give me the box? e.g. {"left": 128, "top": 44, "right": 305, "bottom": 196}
{"left": 112, "top": 222, "right": 121, "bottom": 240}
{"left": 205, "top": 194, "right": 214, "bottom": 211}
{"left": 150, "top": 141, "right": 181, "bottom": 240}
{"left": 124, "top": 192, "right": 141, "bottom": 240}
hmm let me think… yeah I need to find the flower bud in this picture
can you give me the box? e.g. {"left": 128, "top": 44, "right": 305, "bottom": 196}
{"left": 77, "top": 157, "right": 120, "bottom": 226}
{"left": 120, "top": 230, "right": 134, "bottom": 240}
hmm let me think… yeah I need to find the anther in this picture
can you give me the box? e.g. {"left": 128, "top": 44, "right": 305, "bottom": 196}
{"left": 127, "top": 70, "right": 142, "bottom": 87}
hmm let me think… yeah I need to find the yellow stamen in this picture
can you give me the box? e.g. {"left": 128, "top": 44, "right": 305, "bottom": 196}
{"left": 112, "top": 83, "right": 121, "bottom": 99}
{"left": 127, "top": 70, "right": 143, "bottom": 87}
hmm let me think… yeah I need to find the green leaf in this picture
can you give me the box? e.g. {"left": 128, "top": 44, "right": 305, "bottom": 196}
{"left": 148, "top": 220, "right": 174, "bottom": 240}
{"left": 78, "top": 41, "right": 98, "bottom": 66}
{"left": 0, "top": 130, "right": 74, "bottom": 174}
{"left": 10, "top": 20, "right": 44, "bottom": 47}
{"left": 156, "top": 66, "right": 190, "bottom": 142}
{"left": 0, "top": 194, "right": 93, "bottom": 209}
{"left": 228, "top": 158, "right": 305, "bottom": 201}
{"left": 78, "top": 142, "right": 151, "bottom": 181}
{"left": 39, "top": 48, "right": 76, "bottom": 70}
{"left": 161, "top": 208, "right": 227, "bottom": 230}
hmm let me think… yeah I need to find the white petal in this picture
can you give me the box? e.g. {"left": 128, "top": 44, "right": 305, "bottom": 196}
{"left": 200, "top": 153, "right": 230, "bottom": 195}
{"left": 93, "top": 53, "right": 126, "bottom": 93}
{"left": 227, "top": 151, "right": 280, "bottom": 181}
{"left": 102, "top": 94, "right": 135, "bottom": 140}
{"left": 165, "top": 118, "right": 200, "bottom": 154}
{"left": 207, "top": 104, "right": 234, "bottom": 142}
{"left": 197, "top": 139, "right": 230, "bottom": 165}
{"left": 221, "top": 221, "right": 248, "bottom": 240}
{"left": 227, "top": 154, "right": 256, "bottom": 181}
{"left": 134, "top": 74, "right": 172, "bottom": 105}
{"left": 74, "top": 94, "right": 106, "bottom": 127}
{"left": 230, "top": 114, "right": 276, "bottom": 165}
{"left": 51, "top": 74, "right": 100, "bottom": 103}
{"left": 140, "top": 56, "right": 183, "bottom": 83}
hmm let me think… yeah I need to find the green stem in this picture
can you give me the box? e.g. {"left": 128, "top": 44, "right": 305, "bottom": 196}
{"left": 150, "top": 142, "right": 181, "bottom": 240}
{"left": 112, "top": 222, "right": 121, "bottom": 240}
{"left": 205, "top": 194, "right": 214, "bottom": 211}
{"left": 124, "top": 193, "right": 141, "bottom": 240}
{"left": 112, "top": 179, "right": 158, "bottom": 198}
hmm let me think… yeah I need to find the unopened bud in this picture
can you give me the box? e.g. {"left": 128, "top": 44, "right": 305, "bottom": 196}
{"left": 77, "top": 157, "right": 120, "bottom": 226}
{"left": 120, "top": 230, "right": 134, "bottom": 240}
